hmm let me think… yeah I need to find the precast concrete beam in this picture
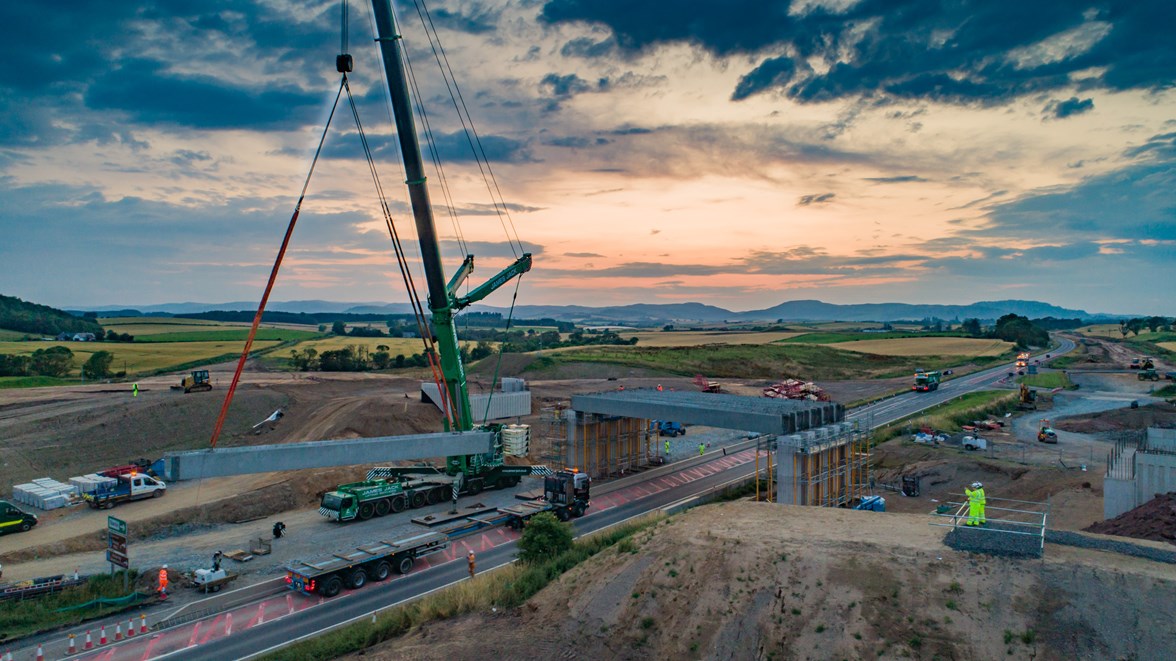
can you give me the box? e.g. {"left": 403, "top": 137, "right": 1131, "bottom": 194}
{"left": 570, "top": 389, "right": 843, "bottom": 435}
{"left": 160, "top": 431, "right": 495, "bottom": 481}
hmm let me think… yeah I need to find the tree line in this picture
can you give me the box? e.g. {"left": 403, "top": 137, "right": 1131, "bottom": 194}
{"left": 1118, "top": 316, "right": 1172, "bottom": 336}
{"left": 958, "top": 314, "right": 1050, "bottom": 349}
{"left": 0, "top": 347, "right": 120, "bottom": 379}
{"left": 0, "top": 294, "right": 104, "bottom": 337}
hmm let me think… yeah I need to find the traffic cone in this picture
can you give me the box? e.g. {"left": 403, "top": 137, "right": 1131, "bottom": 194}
{"left": 99, "top": 625, "right": 107, "bottom": 645}
{"left": 35, "top": 644, "right": 43, "bottom": 661}
{"left": 140, "top": 613, "right": 148, "bottom": 634}
{"left": 68, "top": 633, "right": 76, "bottom": 654}
{"left": 84, "top": 630, "right": 93, "bottom": 650}
{"left": 127, "top": 617, "right": 135, "bottom": 637}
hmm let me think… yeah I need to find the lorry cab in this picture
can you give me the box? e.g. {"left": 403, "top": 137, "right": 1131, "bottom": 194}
{"left": 319, "top": 492, "right": 355, "bottom": 521}
{"left": 128, "top": 474, "right": 166, "bottom": 498}
{"left": 0, "top": 500, "right": 38, "bottom": 534}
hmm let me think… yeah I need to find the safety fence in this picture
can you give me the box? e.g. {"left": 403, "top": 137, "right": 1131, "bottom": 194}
{"left": 930, "top": 495, "right": 1049, "bottom": 558}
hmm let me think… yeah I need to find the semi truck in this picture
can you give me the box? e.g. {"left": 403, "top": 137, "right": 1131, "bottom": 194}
{"left": 913, "top": 370, "right": 941, "bottom": 392}
{"left": 83, "top": 472, "right": 166, "bottom": 509}
{"left": 319, "top": 476, "right": 454, "bottom": 522}
{"left": 0, "top": 500, "right": 38, "bottom": 535}
{"left": 287, "top": 469, "right": 590, "bottom": 598}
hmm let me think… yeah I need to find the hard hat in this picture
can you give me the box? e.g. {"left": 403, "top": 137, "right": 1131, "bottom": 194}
{"left": 162, "top": 564, "right": 168, "bottom": 569}
{"left": 971, "top": 482, "right": 982, "bottom": 489}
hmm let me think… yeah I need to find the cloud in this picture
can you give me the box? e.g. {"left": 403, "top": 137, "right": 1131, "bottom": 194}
{"left": 862, "top": 175, "right": 928, "bottom": 183}
{"left": 1043, "top": 96, "right": 1094, "bottom": 119}
{"left": 564, "top": 252, "right": 605, "bottom": 258}
{"left": 798, "top": 192, "right": 835, "bottom": 206}
{"left": 541, "top": 0, "right": 1176, "bottom": 106}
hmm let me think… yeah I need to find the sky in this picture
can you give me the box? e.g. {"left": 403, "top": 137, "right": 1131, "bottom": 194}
{"left": 0, "top": 0, "right": 1173, "bottom": 315}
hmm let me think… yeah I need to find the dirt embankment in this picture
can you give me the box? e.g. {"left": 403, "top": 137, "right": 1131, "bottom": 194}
{"left": 350, "top": 502, "right": 1176, "bottom": 661}
{"left": 1052, "top": 401, "right": 1176, "bottom": 434}
{"left": 1086, "top": 493, "right": 1176, "bottom": 546}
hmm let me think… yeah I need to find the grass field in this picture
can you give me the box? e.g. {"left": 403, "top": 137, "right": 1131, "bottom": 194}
{"left": 782, "top": 331, "right": 970, "bottom": 344}
{"left": 1074, "top": 324, "right": 1123, "bottom": 337}
{"left": 0, "top": 376, "right": 73, "bottom": 389}
{"left": 626, "top": 331, "right": 805, "bottom": 346}
{"left": 0, "top": 340, "right": 280, "bottom": 376}
{"left": 825, "top": 337, "right": 1014, "bottom": 357}
{"left": 874, "top": 390, "right": 1020, "bottom": 442}
{"left": 0, "top": 328, "right": 31, "bottom": 341}
{"left": 133, "top": 328, "right": 321, "bottom": 343}
{"left": 529, "top": 343, "right": 955, "bottom": 381}
{"left": 1017, "top": 372, "right": 1072, "bottom": 389}
{"left": 100, "top": 317, "right": 321, "bottom": 337}
{"left": 1160, "top": 342, "right": 1176, "bottom": 353}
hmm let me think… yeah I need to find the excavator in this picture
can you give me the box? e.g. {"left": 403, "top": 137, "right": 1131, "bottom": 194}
{"left": 1018, "top": 383, "right": 1037, "bottom": 410}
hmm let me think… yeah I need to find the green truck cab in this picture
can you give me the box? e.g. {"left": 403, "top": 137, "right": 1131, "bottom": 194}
{"left": 0, "top": 500, "right": 38, "bottom": 535}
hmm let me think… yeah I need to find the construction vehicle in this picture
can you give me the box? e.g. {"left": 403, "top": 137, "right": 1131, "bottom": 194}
{"left": 1142, "top": 357, "right": 1155, "bottom": 369}
{"left": 912, "top": 369, "right": 941, "bottom": 392}
{"left": 693, "top": 374, "right": 722, "bottom": 393}
{"left": 1037, "top": 419, "right": 1058, "bottom": 444}
{"left": 0, "top": 500, "right": 38, "bottom": 535}
{"left": 650, "top": 420, "right": 685, "bottom": 437}
{"left": 172, "top": 370, "right": 212, "bottom": 393}
{"left": 286, "top": 469, "right": 589, "bottom": 598}
{"left": 1016, "top": 352, "right": 1030, "bottom": 369}
{"left": 82, "top": 471, "right": 166, "bottom": 509}
{"left": 1018, "top": 384, "right": 1038, "bottom": 410}
{"left": 319, "top": 477, "right": 452, "bottom": 522}
{"left": 852, "top": 495, "right": 886, "bottom": 511}
{"left": 1138, "top": 368, "right": 1160, "bottom": 381}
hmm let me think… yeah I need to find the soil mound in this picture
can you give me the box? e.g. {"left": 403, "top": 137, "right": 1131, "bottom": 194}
{"left": 1085, "top": 492, "right": 1176, "bottom": 546}
{"left": 350, "top": 502, "right": 1176, "bottom": 661}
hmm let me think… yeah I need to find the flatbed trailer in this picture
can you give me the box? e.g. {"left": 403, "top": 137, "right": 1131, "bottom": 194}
{"left": 285, "top": 530, "right": 449, "bottom": 598}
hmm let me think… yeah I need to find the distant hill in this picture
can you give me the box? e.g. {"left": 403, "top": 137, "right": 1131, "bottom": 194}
{"left": 71, "top": 298, "right": 1122, "bottom": 325}
{"left": 1, "top": 294, "right": 104, "bottom": 336}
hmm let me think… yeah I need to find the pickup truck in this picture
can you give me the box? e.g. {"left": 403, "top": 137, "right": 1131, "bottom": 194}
{"left": 0, "top": 500, "right": 38, "bottom": 535}
{"left": 83, "top": 473, "right": 166, "bottom": 509}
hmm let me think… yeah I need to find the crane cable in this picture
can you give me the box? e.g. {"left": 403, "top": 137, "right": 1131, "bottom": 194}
{"left": 412, "top": 0, "right": 524, "bottom": 257}
{"left": 480, "top": 274, "right": 522, "bottom": 425}
{"left": 209, "top": 78, "right": 347, "bottom": 448}
{"left": 342, "top": 76, "right": 457, "bottom": 429}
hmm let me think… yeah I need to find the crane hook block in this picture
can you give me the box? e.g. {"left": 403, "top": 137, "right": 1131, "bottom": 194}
{"left": 336, "top": 53, "right": 353, "bottom": 73}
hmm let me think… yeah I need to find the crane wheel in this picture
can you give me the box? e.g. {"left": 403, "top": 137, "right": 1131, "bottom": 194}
{"left": 390, "top": 496, "right": 407, "bottom": 513}
{"left": 374, "top": 499, "right": 390, "bottom": 517}
{"left": 358, "top": 502, "right": 375, "bottom": 520}
{"left": 426, "top": 487, "right": 444, "bottom": 505}
{"left": 410, "top": 491, "right": 426, "bottom": 509}
{"left": 467, "top": 479, "right": 484, "bottom": 495}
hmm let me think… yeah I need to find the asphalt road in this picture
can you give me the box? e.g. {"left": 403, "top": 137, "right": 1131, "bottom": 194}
{"left": 53, "top": 337, "right": 1077, "bottom": 660}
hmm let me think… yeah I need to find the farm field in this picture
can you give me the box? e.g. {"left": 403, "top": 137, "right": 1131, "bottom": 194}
{"left": 100, "top": 317, "right": 318, "bottom": 337}
{"left": 1159, "top": 342, "right": 1176, "bottom": 353}
{"left": 825, "top": 337, "right": 1013, "bottom": 356}
{"left": 626, "top": 330, "right": 805, "bottom": 346}
{"left": 0, "top": 329, "right": 28, "bottom": 340}
{"left": 286, "top": 335, "right": 484, "bottom": 354}
{"left": 0, "top": 340, "right": 280, "bottom": 375}
{"left": 132, "top": 328, "right": 320, "bottom": 342}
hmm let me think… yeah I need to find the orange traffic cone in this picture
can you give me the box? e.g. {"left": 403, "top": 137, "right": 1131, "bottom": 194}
{"left": 127, "top": 617, "right": 135, "bottom": 637}
{"left": 35, "top": 644, "right": 44, "bottom": 661}
{"left": 140, "top": 613, "right": 148, "bottom": 634}
{"left": 84, "top": 630, "right": 93, "bottom": 649}
{"left": 67, "top": 633, "right": 77, "bottom": 654}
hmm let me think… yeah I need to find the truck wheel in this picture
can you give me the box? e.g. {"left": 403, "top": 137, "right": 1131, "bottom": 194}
{"left": 345, "top": 567, "right": 367, "bottom": 589}
{"left": 505, "top": 476, "right": 521, "bottom": 488}
{"left": 391, "top": 496, "right": 408, "bottom": 513}
{"left": 396, "top": 555, "right": 414, "bottom": 574}
{"left": 358, "top": 502, "right": 375, "bottom": 520}
{"left": 374, "top": 499, "right": 390, "bottom": 517}
{"left": 153, "top": 489, "right": 164, "bottom": 498}
{"left": 679, "top": 429, "right": 686, "bottom": 436}
{"left": 556, "top": 507, "right": 571, "bottom": 522}
{"left": 426, "top": 487, "right": 443, "bottom": 505}
{"left": 467, "top": 479, "right": 484, "bottom": 495}
{"left": 508, "top": 517, "right": 523, "bottom": 531}
{"left": 571, "top": 504, "right": 585, "bottom": 518}
{"left": 410, "top": 491, "right": 426, "bottom": 509}
{"left": 370, "top": 561, "right": 391, "bottom": 582}
{"left": 319, "top": 576, "right": 343, "bottom": 598}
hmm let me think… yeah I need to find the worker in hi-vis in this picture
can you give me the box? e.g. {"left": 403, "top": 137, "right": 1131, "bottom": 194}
{"left": 664, "top": 438, "right": 671, "bottom": 456}
{"left": 964, "top": 482, "right": 986, "bottom": 526}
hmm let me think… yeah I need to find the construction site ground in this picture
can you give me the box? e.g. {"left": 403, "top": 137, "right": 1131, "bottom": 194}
{"left": 347, "top": 501, "right": 1176, "bottom": 661}
{"left": 2, "top": 335, "right": 1171, "bottom": 601}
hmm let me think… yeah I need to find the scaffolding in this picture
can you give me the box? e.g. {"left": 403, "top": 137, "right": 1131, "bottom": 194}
{"left": 541, "top": 402, "right": 569, "bottom": 467}
{"left": 777, "top": 416, "right": 873, "bottom": 507}
{"left": 566, "top": 412, "right": 655, "bottom": 479}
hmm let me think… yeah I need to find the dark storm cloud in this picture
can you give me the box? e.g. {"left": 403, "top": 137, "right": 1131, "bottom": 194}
{"left": 798, "top": 192, "right": 835, "bottom": 206}
{"left": 1043, "top": 97, "right": 1094, "bottom": 120}
{"left": 85, "top": 59, "right": 322, "bottom": 130}
{"left": 561, "top": 37, "right": 616, "bottom": 58}
{"left": 540, "top": 0, "right": 1176, "bottom": 105}
{"left": 540, "top": 73, "right": 610, "bottom": 98}
{"left": 316, "top": 128, "right": 532, "bottom": 164}
{"left": 425, "top": 6, "right": 501, "bottom": 34}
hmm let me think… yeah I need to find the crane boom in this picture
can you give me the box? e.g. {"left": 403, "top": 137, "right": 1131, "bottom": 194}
{"left": 369, "top": 0, "right": 530, "bottom": 436}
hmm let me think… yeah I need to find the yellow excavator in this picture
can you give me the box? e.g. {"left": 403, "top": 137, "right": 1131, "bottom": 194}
{"left": 1018, "top": 383, "right": 1037, "bottom": 410}
{"left": 172, "top": 370, "right": 212, "bottom": 393}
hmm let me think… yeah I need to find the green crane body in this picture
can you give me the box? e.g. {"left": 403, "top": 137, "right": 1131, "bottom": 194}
{"left": 369, "top": 1, "right": 531, "bottom": 490}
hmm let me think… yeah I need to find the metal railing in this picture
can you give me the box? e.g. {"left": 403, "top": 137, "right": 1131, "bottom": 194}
{"left": 929, "top": 495, "right": 1049, "bottom": 556}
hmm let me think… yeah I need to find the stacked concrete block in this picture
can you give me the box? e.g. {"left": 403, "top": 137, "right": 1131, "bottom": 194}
{"left": 12, "top": 478, "right": 79, "bottom": 510}
{"left": 69, "top": 473, "right": 118, "bottom": 494}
